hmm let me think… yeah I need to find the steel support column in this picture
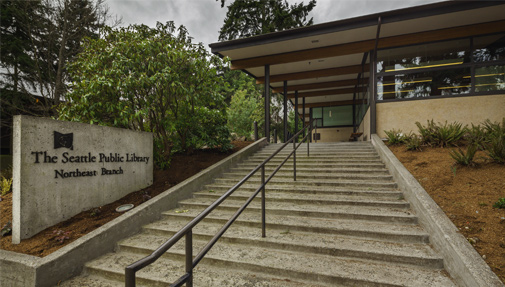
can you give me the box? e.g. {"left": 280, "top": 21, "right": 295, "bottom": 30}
{"left": 265, "top": 65, "right": 271, "bottom": 142}
{"left": 370, "top": 17, "right": 381, "bottom": 135}
{"left": 294, "top": 90, "right": 298, "bottom": 143}
{"left": 283, "top": 80, "right": 288, "bottom": 143}
{"left": 302, "top": 97, "right": 306, "bottom": 141}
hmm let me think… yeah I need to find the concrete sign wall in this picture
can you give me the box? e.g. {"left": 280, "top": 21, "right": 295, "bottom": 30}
{"left": 12, "top": 116, "right": 153, "bottom": 243}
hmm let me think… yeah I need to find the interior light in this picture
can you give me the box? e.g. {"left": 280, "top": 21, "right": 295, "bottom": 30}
{"left": 437, "top": 85, "right": 471, "bottom": 90}
{"left": 378, "top": 79, "right": 432, "bottom": 86}
{"left": 385, "top": 61, "right": 464, "bottom": 72}
{"left": 329, "top": 111, "right": 332, "bottom": 117}
{"left": 378, "top": 90, "right": 415, "bottom": 95}
{"left": 463, "top": 73, "right": 505, "bottom": 79}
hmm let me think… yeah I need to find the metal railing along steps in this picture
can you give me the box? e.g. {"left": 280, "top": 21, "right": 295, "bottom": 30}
{"left": 60, "top": 133, "right": 457, "bottom": 286}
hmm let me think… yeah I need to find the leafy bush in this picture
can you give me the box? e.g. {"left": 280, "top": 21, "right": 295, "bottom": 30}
{"left": 405, "top": 134, "right": 422, "bottom": 151}
{"left": 416, "top": 120, "right": 438, "bottom": 146}
{"left": 1, "top": 176, "right": 13, "bottom": 196}
{"left": 465, "top": 124, "right": 488, "bottom": 150}
{"left": 416, "top": 120, "right": 466, "bottom": 147}
{"left": 384, "top": 129, "right": 406, "bottom": 145}
{"left": 482, "top": 119, "right": 505, "bottom": 164}
{"left": 493, "top": 198, "right": 505, "bottom": 209}
{"left": 450, "top": 144, "right": 478, "bottom": 167}
{"left": 59, "top": 22, "right": 231, "bottom": 168}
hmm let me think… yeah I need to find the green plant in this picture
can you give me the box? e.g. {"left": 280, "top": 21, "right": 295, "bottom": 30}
{"left": 493, "top": 198, "right": 505, "bottom": 209}
{"left": 89, "top": 207, "right": 101, "bottom": 217}
{"left": 1, "top": 176, "right": 13, "bottom": 196}
{"left": 451, "top": 166, "right": 457, "bottom": 177}
{"left": 483, "top": 119, "right": 505, "bottom": 164}
{"left": 1, "top": 221, "right": 12, "bottom": 237}
{"left": 416, "top": 120, "right": 437, "bottom": 146}
{"left": 53, "top": 230, "right": 71, "bottom": 244}
{"left": 449, "top": 144, "right": 478, "bottom": 167}
{"left": 434, "top": 121, "right": 467, "bottom": 147}
{"left": 405, "top": 134, "right": 422, "bottom": 151}
{"left": 416, "top": 120, "right": 467, "bottom": 147}
{"left": 465, "top": 124, "right": 488, "bottom": 150}
{"left": 384, "top": 129, "right": 406, "bottom": 145}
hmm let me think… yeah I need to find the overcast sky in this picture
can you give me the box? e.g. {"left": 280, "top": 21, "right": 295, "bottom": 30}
{"left": 107, "top": 0, "right": 444, "bottom": 49}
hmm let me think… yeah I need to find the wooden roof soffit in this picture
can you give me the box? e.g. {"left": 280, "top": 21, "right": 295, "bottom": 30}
{"left": 287, "top": 87, "right": 355, "bottom": 99}
{"left": 272, "top": 78, "right": 368, "bottom": 93}
{"left": 233, "top": 20, "right": 505, "bottom": 71}
{"left": 256, "top": 64, "right": 368, "bottom": 84}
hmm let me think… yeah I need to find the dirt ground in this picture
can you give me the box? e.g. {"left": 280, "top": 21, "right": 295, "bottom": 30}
{"left": 0, "top": 141, "right": 253, "bottom": 257}
{"left": 389, "top": 145, "right": 505, "bottom": 283}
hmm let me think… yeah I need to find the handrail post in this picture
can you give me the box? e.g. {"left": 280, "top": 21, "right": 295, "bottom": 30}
{"left": 293, "top": 139, "right": 296, "bottom": 181}
{"left": 261, "top": 165, "right": 266, "bottom": 237}
{"left": 125, "top": 268, "right": 136, "bottom": 287}
{"left": 186, "top": 230, "right": 193, "bottom": 287}
{"left": 307, "top": 124, "right": 310, "bottom": 157}
{"left": 274, "top": 129, "right": 277, "bottom": 143}
{"left": 254, "top": 121, "right": 258, "bottom": 141}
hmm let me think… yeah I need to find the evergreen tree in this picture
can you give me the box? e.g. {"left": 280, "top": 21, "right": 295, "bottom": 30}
{"left": 218, "top": 0, "right": 316, "bottom": 41}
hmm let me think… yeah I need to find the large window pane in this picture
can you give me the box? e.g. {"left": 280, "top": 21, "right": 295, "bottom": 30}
{"left": 377, "top": 39, "right": 470, "bottom": 73}
{"left": 475, "top": 65, "right": 505, "bottom": 92}
{"left": 377, "top": 67, "right": 471, "bottom": 100}
{"left": 324, "top": 106, "right": 353, "bottom": 126}
{"left": 474, "top": 34, "right": 505, "bottom": 62}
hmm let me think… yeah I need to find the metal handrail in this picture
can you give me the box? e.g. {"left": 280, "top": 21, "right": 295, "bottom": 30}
{"left": 125, "top": 120, "right": 317, "bottom": 287}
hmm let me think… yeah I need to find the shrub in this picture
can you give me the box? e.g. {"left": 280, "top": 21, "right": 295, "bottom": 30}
{"left": 416, "top": 120, "right": 466, "bottom": 147}
{"left": 384, "top": 129, "right": 406, "bottom": 145}
{"left": 450, "top": 144, "right": 478, "bottom": 167}
{"left": 434, "top": 121, "right": 467, "bottom": 147}
{"left": 493, "top": 198, "right": 505, "bottom": 209}
{"left": 416, "top": 120, "right": 439, "bottom": 146}
{"left": 405, "top": 134, "right": 422, "bottom": 151}
{"left": 482, "top": 118, "right": 505, "bottom": 164}
{"left": 0, "top": 176, "right": 13, "bottom": 196}
{"left": 465, "top": 124, "right": 488, "bottom": 150}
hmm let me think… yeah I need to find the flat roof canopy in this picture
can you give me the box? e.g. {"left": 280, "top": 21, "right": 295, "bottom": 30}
{"left": 210, "top": 1, "right": 505, "bottom": 119}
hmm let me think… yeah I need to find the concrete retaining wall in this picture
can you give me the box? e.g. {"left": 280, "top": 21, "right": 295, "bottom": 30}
{"left": 12, "top": 116, "right": 153, "bottom": 243}
{"left": 371, "top": 134, "right": 503, "bottom": 287}
{"left": 0, "top": 138, "right": 268, "bottom": 287}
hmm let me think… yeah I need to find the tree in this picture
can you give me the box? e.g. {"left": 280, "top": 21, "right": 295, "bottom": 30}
{"left": 0, "top": 0, "right": 118, "bottom": 117}
{"left": 227, "top": 90, "right": 258, "bottom": 138}
{"left": 59, "top": 22, "right": 231, "bottom": 167}
{"left": 218, "top": 0, "right": 316, "bottom": 41}
{"left": 217, "top": 0, "right": 315, "bottom": 142}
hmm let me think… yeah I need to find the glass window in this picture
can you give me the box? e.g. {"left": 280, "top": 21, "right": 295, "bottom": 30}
{"left": 377, "top": 39, "right": 471, "bottom": 73}
{"left": 475, "top": 65, "right": 505, "bottom": 92}
{"left": 474, "top": 34, "right": 505, "bottom": 62}
{"left": 377, "top": 67, "right": 471, "bottom": 100}
{"left": 324, "top": 106, "right": 353, "bottom": 126}
{"left": 311, "top": 107, "right": 323, "bottom": 127}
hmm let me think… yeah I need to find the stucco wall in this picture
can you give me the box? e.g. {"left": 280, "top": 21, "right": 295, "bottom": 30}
{"left": 311, "top": 127, "right": 354, "bottom": 142}
{"left": 376, "top": 94, "right": 505, "bottom": 138}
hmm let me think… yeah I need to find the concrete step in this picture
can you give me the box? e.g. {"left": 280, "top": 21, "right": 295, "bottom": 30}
{"left": 230, "top": 166, "right": 391, "bottom": 175}
{"left": 204, "top": 183, "right": 401, "bottom": 196}
{"left": 249, "top": 153, "right": 381, "bottom": 159}
{"left": 83, "top": 251, "right": 318, "bottom": 287}
{"left": 114, "top": 234, "right": 455, "bottom": 287}
{"left": 213, "top": 177, "right": 398, "bottom": 189}
{"left": 244, "top": 157, "right": 383, "bottom": 164}
{"left": 181, "top": 197, "right": 414, "bottom": 224}
{"left": 237, "top": 162, "right": 386, "bottom": 169}
{"left": 221, "top": 171, "right": 394, "bottom": 182}
{"left": 184, "top": 194, "right": 412, "bottom": 214}
{"left": 162, "top": 208, "right": 430, "bottom": 244}
{"left": 139, "top": 221, "right": 443, "bottom": 269}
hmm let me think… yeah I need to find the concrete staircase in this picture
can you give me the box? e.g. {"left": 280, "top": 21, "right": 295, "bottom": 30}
{"left": 61, "top": 142, "right": 456, "bottom": 286}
